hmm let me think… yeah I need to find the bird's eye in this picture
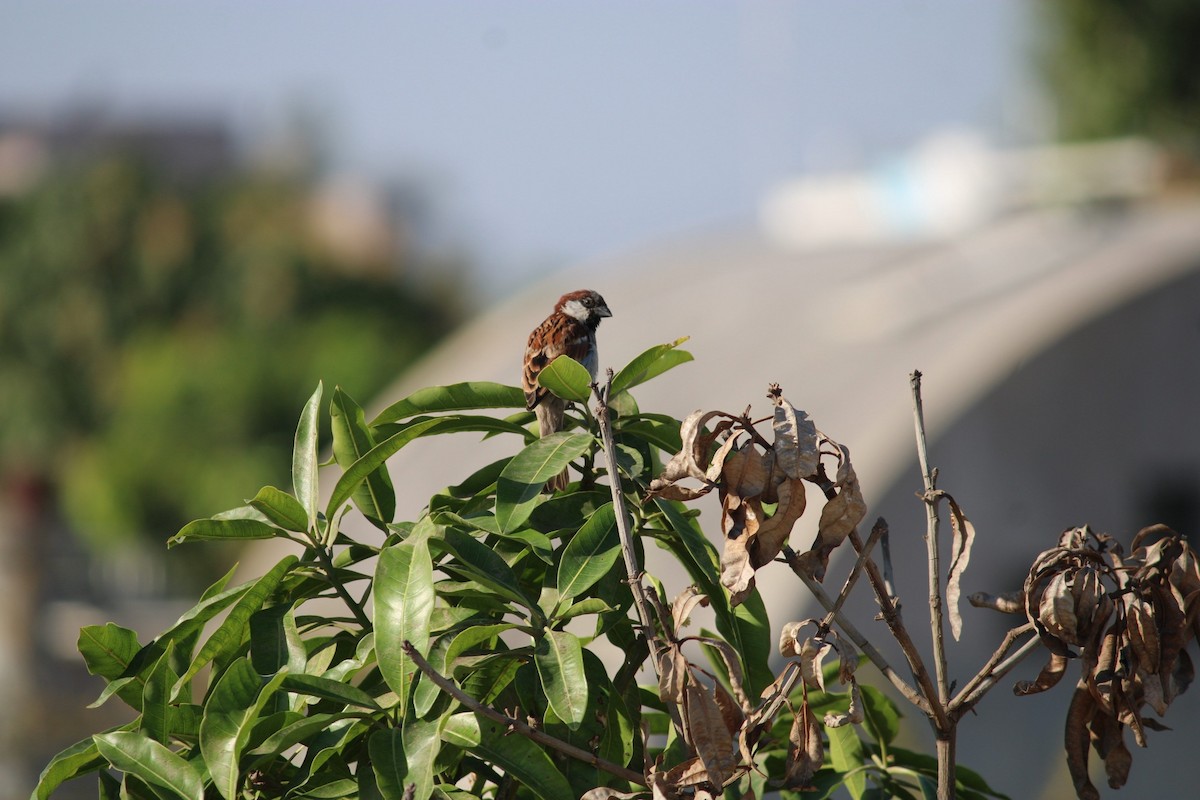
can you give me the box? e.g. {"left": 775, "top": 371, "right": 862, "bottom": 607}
{"left": 583, "top": 297, "right": 593, "bottom": 307}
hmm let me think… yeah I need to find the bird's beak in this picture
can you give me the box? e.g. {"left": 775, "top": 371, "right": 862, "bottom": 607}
{"left": 597, "top": 305, "right": 612, "bottom": 318}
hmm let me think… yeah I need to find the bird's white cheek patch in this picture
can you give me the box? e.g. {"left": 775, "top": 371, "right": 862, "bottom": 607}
{"left": 562, "top": 299, "right": 589, "bottom": 321}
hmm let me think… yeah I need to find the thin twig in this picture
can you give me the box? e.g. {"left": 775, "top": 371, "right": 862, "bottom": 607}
{"left": 593, "top": 371, "right": 666, "bottom": 644}
{"left": 314, "top": 545, "right": 373, "bottom": 630}
{"left": 783, "top": 545, "right": 931, "bottom": 715}
{"left": 950, "top": 623, "right": 1041, "bottom": 718}
{"left": 810, "top": 473, "right": 949, "bottom": 730}
{"left": 911, "top": 370, "right": 950, "bottom": 710}
{"left": 402, "top": 641, "right": 646, "bottom": 787}
{"left": 820, "top": 517, "right": 888, "bottom": 631}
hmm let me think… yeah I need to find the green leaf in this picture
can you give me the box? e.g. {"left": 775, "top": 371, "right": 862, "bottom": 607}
{"left": 279, "top": 673, "right": 381, "bottom": 710}
{"left": 440, "top": 712, "right": 481, "bottom": 749}
{"left": 32, "top": 736, "right": 106, "bottom": 799}
{"left": 200, "top": 658, "right": 264, "bottom": 800}
{"left": 534, "top": 629, "right": 588, "bottom": 730}
{"left": 371, "top": 381, "right": 526, "bottom": 425}
{"left": 445, "top": 623, "right": 518, "bottom": 664}
{"left": 555, "top": 597, "right": 612, "bottom": 622}
{"left": 249, "top": 603, "right": 307, "bottom": 677}
{"left": 537, "top": 355, "right": 592, "bottom": 403}
{"left": 496, "top": 432, "right": 593, "bottom": 533}
{"left": 173, "top": 555, "right": 297, "bottom": 696}
{"left": 466, "top": 716, "right": 573, "bottom": 800}
{"left": 168, "top": 516, "right": 279, "bottom": 547}
{"left": 434, "top": 529, "right": 535, "bottom": 614}
{"left": 828, "top": 722, "right": 867, "bottom": 799}
{"left": 860, "top": 684, "right": 902, "bottom": 746}
{"left": 139, "top": 643, "right": 176, "bottom": 744}
{"left": 78, "top": 622, "right": 141, "bottom": 684}
{"left": 293, "top": 382, "right": 324, "bottom": 530}
{"left": 93, "top": 731, "right": 204, "bottom": 800}
{"left": 555, "top": 502, "right": 620, "bottom": 602}
{"left": 326, "top": 417, "right": 446, "bottom": 523}
{"left": 331, "top": 387, "right": 396, "bottom": 530}
{"left": 370, "top": 720, "right": 442, "bottom": 800}
{"left": 610, "top": 337, "right": 692, "bottom": 395}
{"left": 375, "top": 531, "right": 435, "bottom": 712}
{"left": 248, "top": 485, "right": 310, "bottom": 532}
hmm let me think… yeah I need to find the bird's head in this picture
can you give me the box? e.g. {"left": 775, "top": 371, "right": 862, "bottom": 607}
{"left": 557, "top": 289, "right": 612, "bottom": 327}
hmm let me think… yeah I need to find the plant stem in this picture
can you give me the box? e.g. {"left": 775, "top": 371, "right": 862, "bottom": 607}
{"left": 314, "top": 543, "right": 373, "bottom": 630}
{"left": 910, "top": 370, "right": 954, "bottom": 799}
{"left": 402, "top": 641, "right": 646, "bottom": 787}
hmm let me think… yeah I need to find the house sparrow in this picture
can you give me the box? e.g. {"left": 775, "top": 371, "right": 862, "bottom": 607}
{"left": 522, "top": 289, "right": 612, "bottom": 491}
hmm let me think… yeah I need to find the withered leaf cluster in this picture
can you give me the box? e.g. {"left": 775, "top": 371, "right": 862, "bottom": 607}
{"left": 609, "top": 590, "right": 864, "bottom": 799}
{"left": 649, "top": 385, "right": 867, "bottom": 603}
{"left": 1017, "top": 525, "right": 1200, "bottom": 800}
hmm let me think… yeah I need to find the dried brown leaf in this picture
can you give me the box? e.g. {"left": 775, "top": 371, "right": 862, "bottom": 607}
{"left": 1040, "top": 572, "right": 1080, "bottom": 646}
{"left": 713, "top": 681, "right": 746, "bottom": 737}
{"left": 1125, "top": 596, "right": 1160, "bottom": 674}
{"left": 969, "top": 591, "right": 1025, "bottom": 614}
{"left": 662, "top": 756, "right": 709, "bottom": 790}
{"left": 719, "top": 447, "right": 770, "bottom": 499}
{"left": 799, "top": 637, "right": 833, "bottom": 692}
{"left": 671, "top": 587, "right": 709, "bottom": 638}
{"left": 1014, "top": 653, "right": 1070, "bottom": 696}
{"left": 720, "top": 515, "right": 756, "bottom": 606}
{"left": 805, "top": 445, "right": 866, "bottom": 581}
{"left": 749, "top": 477, "right": 807, "bottom": 569}
{"left": 823, "top": 675, "right": 865, "bottom": 727}
{"left": 658, "top": 644, "right": 688, "bottom": 705}
{"left": 945, "top": 494, "right": 976, "bottom": 641}
{"left": 684, "top": 683, "right": 737, "bottom": 787}
{"left": 769, "top": 387, "right": 819, "bottom": 479}
{"left": 1065, "top": 685, "right": 1101, "bottom": 800}
{"left": 778, "top": 620, "right": 808, "bottom": 658}
{"left": 783, "top": 699, "right": 824, "bottom": 790}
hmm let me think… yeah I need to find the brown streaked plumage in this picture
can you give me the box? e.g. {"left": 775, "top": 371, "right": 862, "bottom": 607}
{"left": 521, "top": 289, "right": 612, "bottom": 491}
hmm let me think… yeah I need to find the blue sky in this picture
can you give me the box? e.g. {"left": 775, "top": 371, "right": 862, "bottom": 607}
{"left": 0, "top": 2, "right": 1037, "bottom": 295}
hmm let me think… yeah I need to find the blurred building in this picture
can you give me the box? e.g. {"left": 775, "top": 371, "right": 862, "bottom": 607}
{"left": 281, "top": 134, "right": 1200, "bottom": 799}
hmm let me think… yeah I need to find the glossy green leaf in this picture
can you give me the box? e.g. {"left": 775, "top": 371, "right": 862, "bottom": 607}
{"left": 828, "top": 722, "right": 867, "bottom": 799}
{"left": 371, "top": 381, "right": 526, "bottom": 425}
{"left": 293, "top": 382, "right": 323, "bottom": 529}
{"left": 139, "top": 643, "right": 176, "bottom": 744}
{"left": 496, "top": 432, "right": 593, "bottom": 533}
{"left": 249, "top": 603, "right": 307, "bottom": 677}
{"left": 32, "top": 736, "right": 106, "bottom": 799}
{"left": 370, "top": 720, "right": 442, "bottom": 800}
{"left": 375, "top": 532, "right": 435, "bottom": 712}
{"left": 248, "top": 485, "right": 310, "bottom": 532}
{"left": 534, "top": 629, "right": 588, "bottom": 730}
{"left": 537, "top": 355, "right": 592, "bottom": 403}
{"left": 556, "top": 502, "right": 620, "bottom": 602}
{"left": 78, "top": 623, "right": 141, "bottom": 684}
{"left": 168, "top": 516, "right": 279, "bottom": 547}
{"left": 860, "top": 684, "right": 902, "bottom": 746}
{"left": 610, "top": 337, "right": 692, "bottom": 395}
{"left": 440, "top": 712, "right": 482, "bottom": 749}
{"left": 325, "top": 417, "right": 446, "bottom": 523}
{"left": 555, "top": 597, "right": 612, "bottom": 622}
{"left": 376, "top": 414, "right": 535, "bottom": 444}
{"left": 445, "top": 623, "right": 518, "bottom": 664}
{"left": 201, "top": 657, "right": 263, "bottom": 800}
{"left": 173, "top": 555, "right": 297, "bottom": 697}
{"left": 331, "top": 387, "right": 396, "bottom": 530}
{"left": 467, "top": 716, "right": 573, "bottom": 800}
{"left": 279, "top": 674, "right": 381, "bottom": 710}
{"left": 434, "top": 528, "right": 535, "bottom": 614}
{"left": 93, "top": 731, "right": 204, "bottom": 800}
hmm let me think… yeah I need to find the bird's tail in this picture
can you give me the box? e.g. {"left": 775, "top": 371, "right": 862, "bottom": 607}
{"left": 537, "top": 400, "right": 570, "bottom": 493}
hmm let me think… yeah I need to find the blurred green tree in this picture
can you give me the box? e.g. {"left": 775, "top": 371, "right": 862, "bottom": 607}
{"left": 0, "top": 154, "right": 458, "bottom": 584}
{"left": 1042, "top": 0, "right": 1200, "bottom": 155}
